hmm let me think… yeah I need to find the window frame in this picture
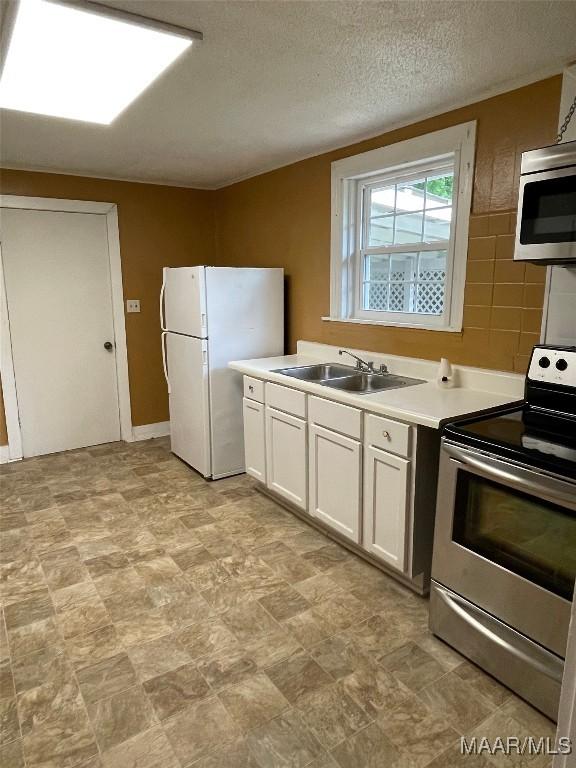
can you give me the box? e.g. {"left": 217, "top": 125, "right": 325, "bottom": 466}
{"left": 328, "top": 121, "right": 476, "bottom": 332}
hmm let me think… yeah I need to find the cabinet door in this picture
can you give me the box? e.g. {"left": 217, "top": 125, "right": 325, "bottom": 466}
{"left": 309, "top": 424, "right": 361, "bottom": 543}
{"left": 265, "top": 406, "right": 307, "bottom": 510}
{"left": 363, "top": 445, "right": 410, "bottom": 571}
{"left": 242, "top": 398, "right": 266, "bottom": 482}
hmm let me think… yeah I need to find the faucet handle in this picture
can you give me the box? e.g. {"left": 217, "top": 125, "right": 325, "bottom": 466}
{"left": 377, "top": 363, "right": 388, "bottom": 375}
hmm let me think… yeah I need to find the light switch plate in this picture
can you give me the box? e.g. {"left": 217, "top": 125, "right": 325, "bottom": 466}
{"left": 126, "top": 299, "right": 140, "bottom": 313}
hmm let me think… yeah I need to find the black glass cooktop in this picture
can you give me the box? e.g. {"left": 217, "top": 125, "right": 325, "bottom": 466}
{"left": 443, "top": 407, "right": 576, "bottom": 480}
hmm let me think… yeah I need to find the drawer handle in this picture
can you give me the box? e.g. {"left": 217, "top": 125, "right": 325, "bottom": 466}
{"left": 249, "top": 385, "right": 254, "bottom": 392}
{"left": 382, "top": 430, "right": 391, "bottom": 440}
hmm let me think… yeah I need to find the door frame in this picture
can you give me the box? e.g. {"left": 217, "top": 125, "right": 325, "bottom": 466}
{"left": 0, "top": 195, "right": 133, "bottom": 461}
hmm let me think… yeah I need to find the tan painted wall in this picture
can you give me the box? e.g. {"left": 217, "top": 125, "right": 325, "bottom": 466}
{"left": 214, "top": 76, "right": 561, "bottom": 373}
{"left": 0, "top": 170, "right": 216, "bottom": 445}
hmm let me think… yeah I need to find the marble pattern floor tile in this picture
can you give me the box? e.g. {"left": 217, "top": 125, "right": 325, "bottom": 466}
{"left": 162, "top": 695, "right": 241, "bottom": 765}
{"left": 0, "top": 738, "right": 26, "bottom": 768}
{"left": 330, "top": 722, "right": 401, "bottom": 768}
{"left": 76, "top": 652, "right": 138, "bottom": 704}
{"left": 265, "top": 649, "right": 333, "bottom": 704}
{"left": 126, "top": 634, "right": 192, "bottom": 683}
{"left": 143, "top": 662, "right": 211, "bottom": 720}
{"left": 87, "top": 684, "right": 156, "bottom": 753}
{"left": 0, "top": 437, "right": 555, "bottom": 767}
{"left": 217, "top": 672, "right": 290, "bottom": 732}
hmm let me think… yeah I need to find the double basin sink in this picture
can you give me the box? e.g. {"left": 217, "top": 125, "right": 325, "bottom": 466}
{"left": 272, "top": 363, "right": 425, "bottom": 394}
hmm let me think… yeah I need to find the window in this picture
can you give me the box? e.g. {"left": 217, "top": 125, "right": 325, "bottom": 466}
{"left": 329, "top": 122, "right": 476, "bottom": 331}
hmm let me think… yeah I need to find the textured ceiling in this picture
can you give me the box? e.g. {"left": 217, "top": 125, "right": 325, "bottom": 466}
{"left": 1, "top": 0, "right": 575, "bottom": 188}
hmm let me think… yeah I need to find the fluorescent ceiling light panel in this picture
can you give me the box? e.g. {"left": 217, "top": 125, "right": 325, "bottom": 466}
{"left": 0, "top": 0, "right": 194, "bottom": 124}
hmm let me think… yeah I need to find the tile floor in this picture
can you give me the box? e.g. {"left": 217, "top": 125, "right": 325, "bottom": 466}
{"left": 0, "top": 438, "right": 556, "bottom": 767}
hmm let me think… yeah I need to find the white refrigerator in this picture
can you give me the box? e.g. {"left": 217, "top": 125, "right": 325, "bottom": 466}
{"left": 160, "top": 266, "right": 284, "bottom": 479}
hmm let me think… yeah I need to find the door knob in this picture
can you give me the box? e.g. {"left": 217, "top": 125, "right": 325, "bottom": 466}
{"left": 104, "top": 341, "right": 114, "bottom": 351}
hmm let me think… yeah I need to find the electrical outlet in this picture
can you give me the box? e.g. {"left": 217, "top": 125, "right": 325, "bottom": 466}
{"left": 126, "top": 299, "right": 140, "bottom": 313}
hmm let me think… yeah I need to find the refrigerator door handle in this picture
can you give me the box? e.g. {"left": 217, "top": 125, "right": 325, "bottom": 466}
{"left": 161, "top": 331, "right": 171, "bottom": 394}
{"left": 160, "top": 271, "right": 167, "bottom": 331}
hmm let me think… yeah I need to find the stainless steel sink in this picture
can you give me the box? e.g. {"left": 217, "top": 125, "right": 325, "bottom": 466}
{"left": 322, "top": 372, "right": 426, "bottom": 394}
{"left": 272, "top": 363, "right": 426, "bottom": 394}
{"left": 272, "top": 363, "right": 356, "bottom": 381}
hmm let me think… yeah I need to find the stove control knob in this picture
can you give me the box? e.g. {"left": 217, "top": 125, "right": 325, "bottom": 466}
{"left": 538, "top": 356, "right": 551, "bottom": 368}
{"left": 556, "top": 358, "right": 568, "bottom": 371}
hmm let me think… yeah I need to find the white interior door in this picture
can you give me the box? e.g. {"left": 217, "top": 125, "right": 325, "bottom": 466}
{"left": 166, "top": 332, "right": 211, "bottom": 477}
{"left": 1, "top": 208, "right": 121, "bottom": 457}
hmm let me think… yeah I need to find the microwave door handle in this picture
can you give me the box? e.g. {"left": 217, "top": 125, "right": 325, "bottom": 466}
{"left": 443, "top": 442, "right": 576, "bottom": 508}
{"left": 161, "top": 332, "right": 171, "bottom": 394}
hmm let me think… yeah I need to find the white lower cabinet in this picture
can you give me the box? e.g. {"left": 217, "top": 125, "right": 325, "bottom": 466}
{"left": 309, "top": 424, "right": 361, "bottom": 543}
{"left": 242, "top": 398, "right": 266, "bottom": 482}
{"left": 242, "top": 377, "right": 421, "bottom": 578}
{"left": 265, "top": 406, "right": 307, "bottom": 510}
{"left": 363, "top": 444, "right": 410, "bottom": 572}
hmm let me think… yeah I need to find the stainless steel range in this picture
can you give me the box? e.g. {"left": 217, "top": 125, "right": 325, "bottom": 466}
{"left": 430, "top": 345, "right": 576, "bottom": 721}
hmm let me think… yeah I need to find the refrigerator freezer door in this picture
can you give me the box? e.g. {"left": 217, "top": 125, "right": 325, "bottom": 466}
{"left": 163, "top": 267, "right": 207, "bottom": 338}
{"left": 166, "top": 332, "right": 211, "bottom": 477}
{"left": 206, "top": 267, "right": 284, "bottom": 478}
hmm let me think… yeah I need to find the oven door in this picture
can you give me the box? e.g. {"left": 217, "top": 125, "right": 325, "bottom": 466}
{"left": 432, "top": 441, "right": 576, "bottom": 657}
{"left": 514, "top": 165, "right": 576, "bottom": 264}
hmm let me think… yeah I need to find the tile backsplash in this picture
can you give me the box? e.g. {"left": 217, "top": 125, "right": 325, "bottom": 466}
{"left": 464, "top": 211, "right": 546, "bottom": 374}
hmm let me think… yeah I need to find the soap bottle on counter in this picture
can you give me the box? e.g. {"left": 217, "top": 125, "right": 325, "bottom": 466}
{"left": 436, "top": 358, "right": 454, "bottom": 388}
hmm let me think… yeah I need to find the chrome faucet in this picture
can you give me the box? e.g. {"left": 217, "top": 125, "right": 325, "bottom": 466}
{"left": 338, "top": 349, "right": 388, "bottom": 375}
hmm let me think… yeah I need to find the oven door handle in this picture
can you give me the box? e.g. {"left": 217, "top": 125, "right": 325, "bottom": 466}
{"left": 435, "top": 584, "right": 563, "bottom": 683}
{"left": 443, "top": 442, "right": 576, "bottom": 508}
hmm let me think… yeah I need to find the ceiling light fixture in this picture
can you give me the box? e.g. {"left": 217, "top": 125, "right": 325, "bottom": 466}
{"left": 0, "top": 0, "right": 202, "bottom": 124}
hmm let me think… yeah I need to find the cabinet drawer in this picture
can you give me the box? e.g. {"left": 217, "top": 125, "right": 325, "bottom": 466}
{"left": 309, "top": 396, "right": 361, "bottom": 440}
{"left": 365, "top": 413, "right": 411, "bottom": 457}
{"left": 266, "top": 382, "right": 307, "bottom": 418}
{"left": 244, "top": 376, "right": 264, "bottom": 403}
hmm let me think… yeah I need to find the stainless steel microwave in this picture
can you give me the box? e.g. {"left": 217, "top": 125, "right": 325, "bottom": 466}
{"left": 514, "top": 139, "right": 576, "bottom": 264}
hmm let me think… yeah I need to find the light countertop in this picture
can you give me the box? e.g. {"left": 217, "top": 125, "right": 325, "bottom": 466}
{"left": 230, "top": 343, "right": 525, "bottom": 430}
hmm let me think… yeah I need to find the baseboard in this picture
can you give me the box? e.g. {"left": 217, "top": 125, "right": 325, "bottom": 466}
{"left": 131, "top": 421, "right": 170, "bottom": 441}
{"left": 0, "top": 444, "right": 18, "bottom": 464}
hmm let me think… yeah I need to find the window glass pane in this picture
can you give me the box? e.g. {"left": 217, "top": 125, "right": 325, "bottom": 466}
{"left": 368, "top": 172, "right": 454, "bottom": 247}
{"left": 424, "top": 206, "right": 452, "bottom": 241}
{"left": 363, "top": 254, "right": 389, "bottom": 310}
{"left": 368, "top": 186, "right": 395, "bottom": 246}
{"left": 364, "top": 282, "right": 389, "bottom": 311}
{"left": 369, "top": 213, "right": 394, "bottom": 246}
{"left": 363, "top": 253, "right": 390, "bottom": 281}
{"left": 393, "top": 177, "right": 425, "bottom": 244}
{"left": 418, "top": 250, "right": 447, "bottom": 279}
{"left": 390, "top": 253, "right": 416, "bottom": 281}
{"left": 416, "top": 251, "right": 446, "bottom": 314}
{"left": 422, "top": 173, "right": 454, "bottom": 209}
{"left": 397, "top": 178, "right": 427, "bottom": 209}
{"left": 362, "top": 250, "right": 446, "bottom": 315}
{"left": 394, "top": 211, "right": 424, "bottom": 244}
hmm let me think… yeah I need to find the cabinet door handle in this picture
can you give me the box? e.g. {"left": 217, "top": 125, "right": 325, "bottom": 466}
{"left": 249, "top": 385, "right": 254, "bottom": 393}
{"left": 382, "top": 430, "right": 391, "bottom": 440}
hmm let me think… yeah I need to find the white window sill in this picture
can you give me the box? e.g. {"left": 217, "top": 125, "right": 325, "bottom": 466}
{"left": 321, "top": 316, "right": 462, "bottom": 333}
